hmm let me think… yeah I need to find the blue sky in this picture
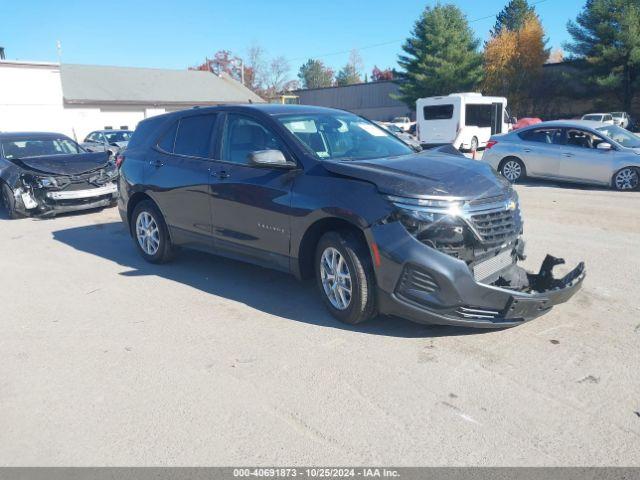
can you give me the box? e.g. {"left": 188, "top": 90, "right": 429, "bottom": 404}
{"left": 3, "top": 0, "right": 584, "bottom": 79}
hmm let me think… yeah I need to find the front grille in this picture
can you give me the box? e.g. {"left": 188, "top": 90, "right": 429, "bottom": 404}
{"left": 469, "top": 208, "right": 519, "bottom": 246}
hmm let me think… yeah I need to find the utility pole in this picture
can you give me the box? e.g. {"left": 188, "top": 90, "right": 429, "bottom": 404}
{"left": 56, "top": 40, "right": 62, "bottom": 63}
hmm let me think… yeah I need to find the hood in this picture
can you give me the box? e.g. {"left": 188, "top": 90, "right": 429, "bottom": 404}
{"left": 12, "top": 152, "right": 111, "bottom": 176}
{"left": 322, "top": 150, "right": 509, "bottom": 199}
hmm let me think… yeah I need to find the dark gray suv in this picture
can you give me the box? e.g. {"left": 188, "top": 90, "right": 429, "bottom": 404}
{"left": 117, "top": 104, "right": 585, "bottom": 328}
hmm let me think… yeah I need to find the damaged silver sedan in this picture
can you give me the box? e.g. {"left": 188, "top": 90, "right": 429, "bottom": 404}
{"left": 0, "top": 132, "right": 119, "bottom": 218}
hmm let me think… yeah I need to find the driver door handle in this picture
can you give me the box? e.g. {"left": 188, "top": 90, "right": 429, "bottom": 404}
{"left": 210, "top": 169, "right": 230, "bottom": 179}
{"left": 562, "top": 152, "right": 574, "bottom": 157}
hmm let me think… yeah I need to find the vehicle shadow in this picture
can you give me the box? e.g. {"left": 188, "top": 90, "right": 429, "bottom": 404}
{"left": 52, "top": 221, "right": 487, "bottom": 339}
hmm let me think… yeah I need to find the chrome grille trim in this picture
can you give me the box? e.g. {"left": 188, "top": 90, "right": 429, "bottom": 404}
{"left": 456, "top": 306, "right": 501, "bottom": 319}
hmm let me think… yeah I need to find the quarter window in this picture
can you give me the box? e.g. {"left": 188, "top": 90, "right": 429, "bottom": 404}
{"left": 173, "top": 114, "right": 217, "bottom": 158}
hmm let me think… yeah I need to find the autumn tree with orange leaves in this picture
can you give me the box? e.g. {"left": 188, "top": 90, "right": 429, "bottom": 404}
{"left": 483, "top": 9, "right": 549, "bottom": 116}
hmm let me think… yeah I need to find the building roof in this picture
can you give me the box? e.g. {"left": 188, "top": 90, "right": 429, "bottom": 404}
{"left": 60, "top": 63, "right": 264, "bottom": 106}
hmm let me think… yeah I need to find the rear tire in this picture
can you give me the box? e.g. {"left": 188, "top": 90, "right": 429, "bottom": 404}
{"left": 1, "top": 182, "right": 22, "bottom": 219}
{"left": 130, "top": 200, "right": 174, "bottom": 263}
{"left": 315, "top": 231, "right": 376, "bottom": 325}
{"left": 499, "top": 157, "right": 526, "bottom": 183}
{"left": 613, "top": 167, "right": 639, "bottom": 191}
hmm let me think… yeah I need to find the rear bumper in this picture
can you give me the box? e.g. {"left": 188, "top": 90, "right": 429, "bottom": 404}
{"left": 370, "top": 222, "right": 585, "bottom": 328}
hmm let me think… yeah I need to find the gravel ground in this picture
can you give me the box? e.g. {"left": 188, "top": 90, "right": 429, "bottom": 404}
{"left": 0, "top": 181, "right": 638, "bottom": 466}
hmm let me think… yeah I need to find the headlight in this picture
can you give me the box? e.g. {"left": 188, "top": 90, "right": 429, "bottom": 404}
{"left": 386, "top": 195, "right": 466, "bottom": 237}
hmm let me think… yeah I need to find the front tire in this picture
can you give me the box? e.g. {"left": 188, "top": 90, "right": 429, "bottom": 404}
{"left": 613, "top": 167, "right": 639, "bottom": 191}
{"left": 1, "top": 182, "right": 22, "bottom": 219}
{"left": 315, "top": 231, "right": 376, "bottom": 325}
{"left": 500, "top": 157, "right": 526, "bottom": 183}
{"left": 130, "top": 200, "right": 174, "bottom": 263}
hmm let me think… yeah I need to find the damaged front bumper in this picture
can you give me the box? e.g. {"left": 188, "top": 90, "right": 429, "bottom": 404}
{"left": 370, "top": 221, "right": 585, "bottom": 328}
{"left": 13, "top": 171, "right": 119, "bottom": 217}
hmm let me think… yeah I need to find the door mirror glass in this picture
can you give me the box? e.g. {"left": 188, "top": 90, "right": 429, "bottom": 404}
{"left": 597, "top": 142, "right": 612, "bottom": 150}
{"left": 249, "top": 149, "right": 294, "bottom": 168}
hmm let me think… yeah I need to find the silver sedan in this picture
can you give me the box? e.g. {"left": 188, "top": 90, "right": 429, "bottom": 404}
{"left": 482, "top": 120, "right": 640, "bottom": 190}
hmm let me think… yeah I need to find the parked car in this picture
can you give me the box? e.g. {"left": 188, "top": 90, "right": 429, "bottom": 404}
{"left": 611, "top": 112, "right": 630, "bottom": 129}
{"left": 375, "top": 121, "right": 422, "bottom": 150}
{"left": 581, "top": 113, "right": 614, "bottom": 125}
{"left": 0, "top": 132, "right": 119, "bottom": 218}
{"left": 118, "top": 104, "right": 584, "bottom": 328}
{"left": 416, "top": 93, "right": 514, "bottom": 152}
{"left": 482, "top": 120, "right": 640, "bottom": 190}
{"left": 389, "top": 116, "right": 414, "bottom": 132}
{"left": 81, "top": 129, "right": 133, "bottom": 157}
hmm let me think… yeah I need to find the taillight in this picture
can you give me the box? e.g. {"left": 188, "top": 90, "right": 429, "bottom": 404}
{"left": 485, "top": 140, "right": 498, "bottom": 150}
{"left": 115, "top": 153, "right": 125, "bottom": 168}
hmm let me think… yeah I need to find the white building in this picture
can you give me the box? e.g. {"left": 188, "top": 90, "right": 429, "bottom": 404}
{"left": 0, "top": 60, "right": 264, "bottom": 141}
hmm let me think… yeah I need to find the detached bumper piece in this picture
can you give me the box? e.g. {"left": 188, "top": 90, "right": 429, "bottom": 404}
{"left": 45, "top": 183, "right": 117, "bottom": 200}
{"left": 392, "top": 255, "right": 585, "bottom": 328}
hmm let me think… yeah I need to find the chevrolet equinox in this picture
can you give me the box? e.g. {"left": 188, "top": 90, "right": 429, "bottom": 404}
{"left": 118, "top": 105, "right": 585, "bottom": 328}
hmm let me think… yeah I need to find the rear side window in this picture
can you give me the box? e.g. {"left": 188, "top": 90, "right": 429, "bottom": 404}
{"left": 173, "top": 114, "right": 217, "bottom": 158}
{"left": 465, "top": 104, "right": 493, "bottom": 127}
{"left": 519, "top": 128, "right": 563, "bottom": 144}
{"left": 423, "top": 104, "right": 453, "bottom": 120}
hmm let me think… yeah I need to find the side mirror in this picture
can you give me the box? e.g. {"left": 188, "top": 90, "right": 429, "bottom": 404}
{"left": 597, "top": 142, "right": 612, "bottom": 150}
{"left": 510, "top": 116, "right": 517, "bottom": 124}
{"left": 248, "top": 149, "right": 296, "bottom": 168}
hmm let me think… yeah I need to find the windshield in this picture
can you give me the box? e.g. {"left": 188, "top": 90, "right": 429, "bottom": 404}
{"left": 1, "top": 138, "right": 83, "bottom": 159}
{"left": 277, "top": 113, "right": 414, "bottom": 161}
{"left": 583, "top": 114, "right": 602, "bottom": 121}
{"left": 104, "top": 131, "right": 132, "bottom": 143}
{"left": 597, "top": 125, "right": 640, "bottom": 148}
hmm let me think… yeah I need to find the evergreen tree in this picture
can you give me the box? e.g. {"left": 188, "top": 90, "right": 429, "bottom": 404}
{"left": 492, "top": 0, "right": 537, "bottom": 36}
{"left": 396, "top": 4, "right": 483, "bottom": 108}
{"left": 566, "top": 0, "right": 640, "bottom": 111}
{"left": 297, "top": 59, "right": 334, "bottom": 89}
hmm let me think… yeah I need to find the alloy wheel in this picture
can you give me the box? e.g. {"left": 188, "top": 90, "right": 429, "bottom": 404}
{"left": 614, "top": 168, "right": 639, "bottom": 190}
{"left": 502, "top": 160, "right": 522, "bottom": 182}
{"left": 136, "top": 211, "right": 160, "bottom": 255}
{"left": 320, "top": 247, "right": 352, "bottom": 310}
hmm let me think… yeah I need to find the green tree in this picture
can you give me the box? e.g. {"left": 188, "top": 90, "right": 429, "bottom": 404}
{"left": 492, "top": 0, "right": 537, "bottom": 36}
{"left": 566, "top": 0, "right": 640, "bottom": 111}
{"left": 335, "top": 64, "right": 361, "bottom": 86}
{"left": 396, "top": 4, "right": 483, "bottom": 108}
{"left": 297, "top": 59, "right": 334, "bottom": 89}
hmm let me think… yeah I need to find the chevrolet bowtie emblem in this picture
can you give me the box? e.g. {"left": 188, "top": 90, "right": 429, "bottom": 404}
{"left": 506, "top": 200, "right": 517, "bottom": 211}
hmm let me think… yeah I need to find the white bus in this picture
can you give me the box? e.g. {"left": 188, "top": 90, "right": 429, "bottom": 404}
{"left": 416, "top": 93, "right": 513, "bottom": 151}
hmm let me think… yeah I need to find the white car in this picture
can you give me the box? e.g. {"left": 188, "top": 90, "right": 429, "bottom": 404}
{"left": 611, "top": 112, "right": 630, "bottom": 129}
{"left": 389, "top": 116, "right": 414, "bottom": 132}
{"left": 581, "top": 113, "right": 614, "bottom": 125}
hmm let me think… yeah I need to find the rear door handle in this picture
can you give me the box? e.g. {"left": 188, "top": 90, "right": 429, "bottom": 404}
{"left": 523, "top": 148, "right": 532, "bottom": 153}
{"left": 149, "top": 159, "right": 164, "bottom": 167}
{"left": 562, "top": 152, "right": 574, "bottom": 157}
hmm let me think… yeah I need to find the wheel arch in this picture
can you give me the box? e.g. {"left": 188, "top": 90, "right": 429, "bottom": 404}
{"left": 126, "top": 192, "right": 170, "bottom": 239}
{"left": 295, "top": 216, "right": 371, "bottom": 280}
